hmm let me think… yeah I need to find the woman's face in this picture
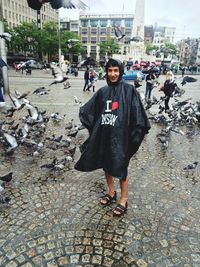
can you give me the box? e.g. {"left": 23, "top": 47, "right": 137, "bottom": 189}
{"left": 107, "top": 66, "right": 120, "bottom": 83}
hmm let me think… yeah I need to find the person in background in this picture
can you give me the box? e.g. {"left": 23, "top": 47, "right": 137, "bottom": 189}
{"left": 181, "top": 65, "right": 185, "bottom": 77}
{"left": 75, "top": 58, "right": 150, "bottom": 216}
{"left": 87, "top": 69, "right": 98, "bottom": 92}
{"left": 145, "top": 72, "right": 155, "bottom": 101}
{"left": 159, "top": 71, "right": 178, "bottom": 113}
{"left": 83, "top": 67, "right": 90, "bottom": 92}
{"left": 0, "top": 68, "right": 5, "bottom": 105}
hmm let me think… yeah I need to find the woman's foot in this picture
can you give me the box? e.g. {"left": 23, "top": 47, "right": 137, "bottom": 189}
{"left": 100, "top": 191, "right": 117, "bottom": 206}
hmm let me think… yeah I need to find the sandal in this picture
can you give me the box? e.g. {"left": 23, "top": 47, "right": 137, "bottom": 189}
{"left": 100, "top": 191, "right": 117, "bottom": 206}
{"left": 113, "top": 202, "right": 128, "bottom": 216}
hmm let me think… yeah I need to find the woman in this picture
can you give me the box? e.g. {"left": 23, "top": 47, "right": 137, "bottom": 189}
{"left": 160, "top": 71, "right": 177, "bottom": 113}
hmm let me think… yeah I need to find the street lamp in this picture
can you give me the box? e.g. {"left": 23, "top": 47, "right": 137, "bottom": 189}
{"left": 0, "top": 0, "right": 9, "bottom": 95}
{"left": 58, "top": 15, "right": 62, "bottom": 68}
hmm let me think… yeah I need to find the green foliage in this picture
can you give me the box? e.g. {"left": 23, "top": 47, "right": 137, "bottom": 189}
{"left": 98, "top": 38, "right": 120, "bottom": 56}
{"left": 11, "top": 22, "right": 38, "bottom": 58}
{"left": 145, "top": 43, "right": 159, "bottom": 55}
{"left": 8, "top": 21, "right": 83, "bottom": 61}
{"left": 164, "top": 42, "right": 177, "bottom": 55}
{"left": 61, "top": 31, "right": 83, "bottom": 57}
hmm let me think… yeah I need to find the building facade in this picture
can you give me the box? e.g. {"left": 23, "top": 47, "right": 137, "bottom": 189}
{"left": 153, "top": 26, "right": 176, "bottom": 47}
{"left": 60, "top": 17, "right": 79, "bottom": 36}
{"left": 179, "top": 38, "right": 200, "bottom": 65}
{"left": 79, "top": 13, "right": 134, "bottom": 61}
{"left": 1, "top": 0, "right": 58, "bottom": 28}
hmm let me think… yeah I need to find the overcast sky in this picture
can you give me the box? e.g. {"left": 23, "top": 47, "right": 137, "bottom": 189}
{"left": 59, "top": 0, "right": 200, "bottom": 41}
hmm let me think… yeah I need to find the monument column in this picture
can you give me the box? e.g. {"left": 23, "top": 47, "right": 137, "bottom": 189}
{"left": 129, "top": 0, "right": 145, "bottom": 61}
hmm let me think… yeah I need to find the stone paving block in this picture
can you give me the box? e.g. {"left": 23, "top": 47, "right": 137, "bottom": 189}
{"left": 70, "top": 254, "right": 80, "bottom": 263}
{"left": 5, "top": 261, "right": 18, "bottom": 267}
{"left": 57, "top": 256, "right": 69, "bottom": 265}
{"left": 92, "top": 254, "right": 102, "bottom": 265}
{"left": 81, "top": 254, "right": 91, "bottom": 263}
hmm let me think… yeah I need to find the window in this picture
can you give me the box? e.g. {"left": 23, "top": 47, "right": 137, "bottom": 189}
{"left": 100, "top": 19, "right": 107, "bottom": 27}
{"left": 82, "top": 37, "right": 87, "bottom": 43}
{"left": 90, "top": 20, "right": 98, "bottom": 27}
{"left": 91, "top": 46, "right": 96, "bottom": 52}
{"left": 100, "top": 28, "right": 107, "bottom": 35}
{"left": 125, "top": 19, "right": 133, "bottom": 27}
{"left": 71, "top": 23, "right": 78, "bottom": 29}
{"left": 100, "top": 37, "right": 106, "bottom": 42}
{"left": 81, "top": 20, "right": 88, "bottom": 27}
{"left": 125, "top": 29, "right": 131, "bottom": 35}
{"left": 81, "top": 29, "right": 87, "bottom": 35}
{"left": 91, "top": 37, "right": 96, "bottom": 44}
{"left": 111, "top": 19, "right": 121, "bottom": 27}
{"left": 91, "top": 29, "right": 97, "bottom": 35}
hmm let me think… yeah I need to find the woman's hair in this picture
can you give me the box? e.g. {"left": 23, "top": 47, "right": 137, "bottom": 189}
{"left": 166, "top": 71, "right": 174, "bottom": 81}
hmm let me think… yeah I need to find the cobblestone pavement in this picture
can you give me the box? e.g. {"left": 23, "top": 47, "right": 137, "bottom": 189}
{"left": 0, "top": 70, "right": 200, "bottom": 267}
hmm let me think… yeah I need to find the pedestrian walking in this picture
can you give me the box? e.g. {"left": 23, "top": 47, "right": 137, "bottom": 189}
{"left": 159, "top": 71, "right": 178, "bottom": 113}
{"left": 181, "top": 65, "right": 185, "bottom": 77}
{"left": 145, "top": 73, "right": 155, "bottom": 101}
{"left": 0, "top": 68, "right": 5, "bottom": 105}
{"left": 87, "top": 69, "right": 98, "bottom": 92}
{"left": 75, "top": 58, "right": 150, "bottom": 216}
{"left": 83, "top": 67, "right": 90, "bottom": 92}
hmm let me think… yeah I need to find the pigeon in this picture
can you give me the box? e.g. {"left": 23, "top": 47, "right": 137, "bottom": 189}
{"left": 183, "top": 161, "right": 198, "bottom": 170}
{"left": 14, "top": 89, "right": 29, "bottom": 100}
{"left": 49, "top": 64, "right": 69, "bottom": 86}
{"left": 25, "top": 103, "right": 39, "bottom": 121}
{"left": 9, "top": 93, "right": 25, "bottom": 110}
{"left": 50, "top": 112, "right": 65, "bottom": 122}
{"left": 74, "top": 96, "right": 82, "bottom": 105}
{"left": 67, "top": 129, "right": 78, "bottom": 138}
{"left": 0, "top": 172, "right": 13, "bottom": 183}
{"left": 40, "top": 158, "right": 57, "bottom": 170}
{"left": 0, "top": 185, "right": 5, "bottom": 193}
{"left": 128, "top": 36, "right": 143, "bottom": 43}
{"left": 1, "top": 132, "right": 18, "bottom": 154}
{"left": 181, "top": 76, "right": 197, "bottom": 86}
{"left": 27, "top": 0, "right": 87, "bottom": 10}
{"left": 66, "top": 39, "right": 79, "bottom": 48}
{"left": 77, "top": 57, "right": 97, "bottom": 67}
{"left": 113, "top": 25, "right": 125, "bottom": 41}
{"left": 33, "top": 87, "right": 49, "bottom": 95}
{"left": 0, "top": 196, "right": 11, "bottom": 204}
{"left": 0, "top": 32, "right": 12, "bottom": 42}
{"left": 65, "top": 119, "right": 73, "bottom": 129}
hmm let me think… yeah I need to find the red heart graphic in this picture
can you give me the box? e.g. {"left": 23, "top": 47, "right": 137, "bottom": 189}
{"left": 112, "top": 101, "right": 119, "bottom": 110}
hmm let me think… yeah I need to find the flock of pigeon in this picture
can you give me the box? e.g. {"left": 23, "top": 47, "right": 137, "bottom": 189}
{"left": 142, "top": 74, "right": 199, "bottom": 177}
{"left": 0, "top": 81, "right": 84, "bottom": 204}
{"left": 145, "top": 76, "right": 200, "bottom": 146}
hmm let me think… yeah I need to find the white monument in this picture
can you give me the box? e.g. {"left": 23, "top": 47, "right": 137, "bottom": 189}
{"left": 129, "top": 0, "right": 145, "bottom": 61}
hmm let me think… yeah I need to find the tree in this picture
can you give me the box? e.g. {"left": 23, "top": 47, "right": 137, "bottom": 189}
{"left": 98, "top": 38, "right": 120, "bottom": 58}
{"left": 157, "top": 43, "right": 177, "bottom": 59}
{"left": 145, "top": 43, "right": 159, "bottom": 55}
{"left": 8, "top": 21, "right": 83, "bottom": 62}
{"left": 40, "top": 21, "right": 58, "bottom": 62}
{"left": 11, "top": 22, "right": 38, "bottom": 59}
{"left": 61, "top": 31, "right": 83, "bottom": 62}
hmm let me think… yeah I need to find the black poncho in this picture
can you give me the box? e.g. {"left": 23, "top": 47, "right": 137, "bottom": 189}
{"left": 74, "top": 80, "right": 150, "bottom": 179}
